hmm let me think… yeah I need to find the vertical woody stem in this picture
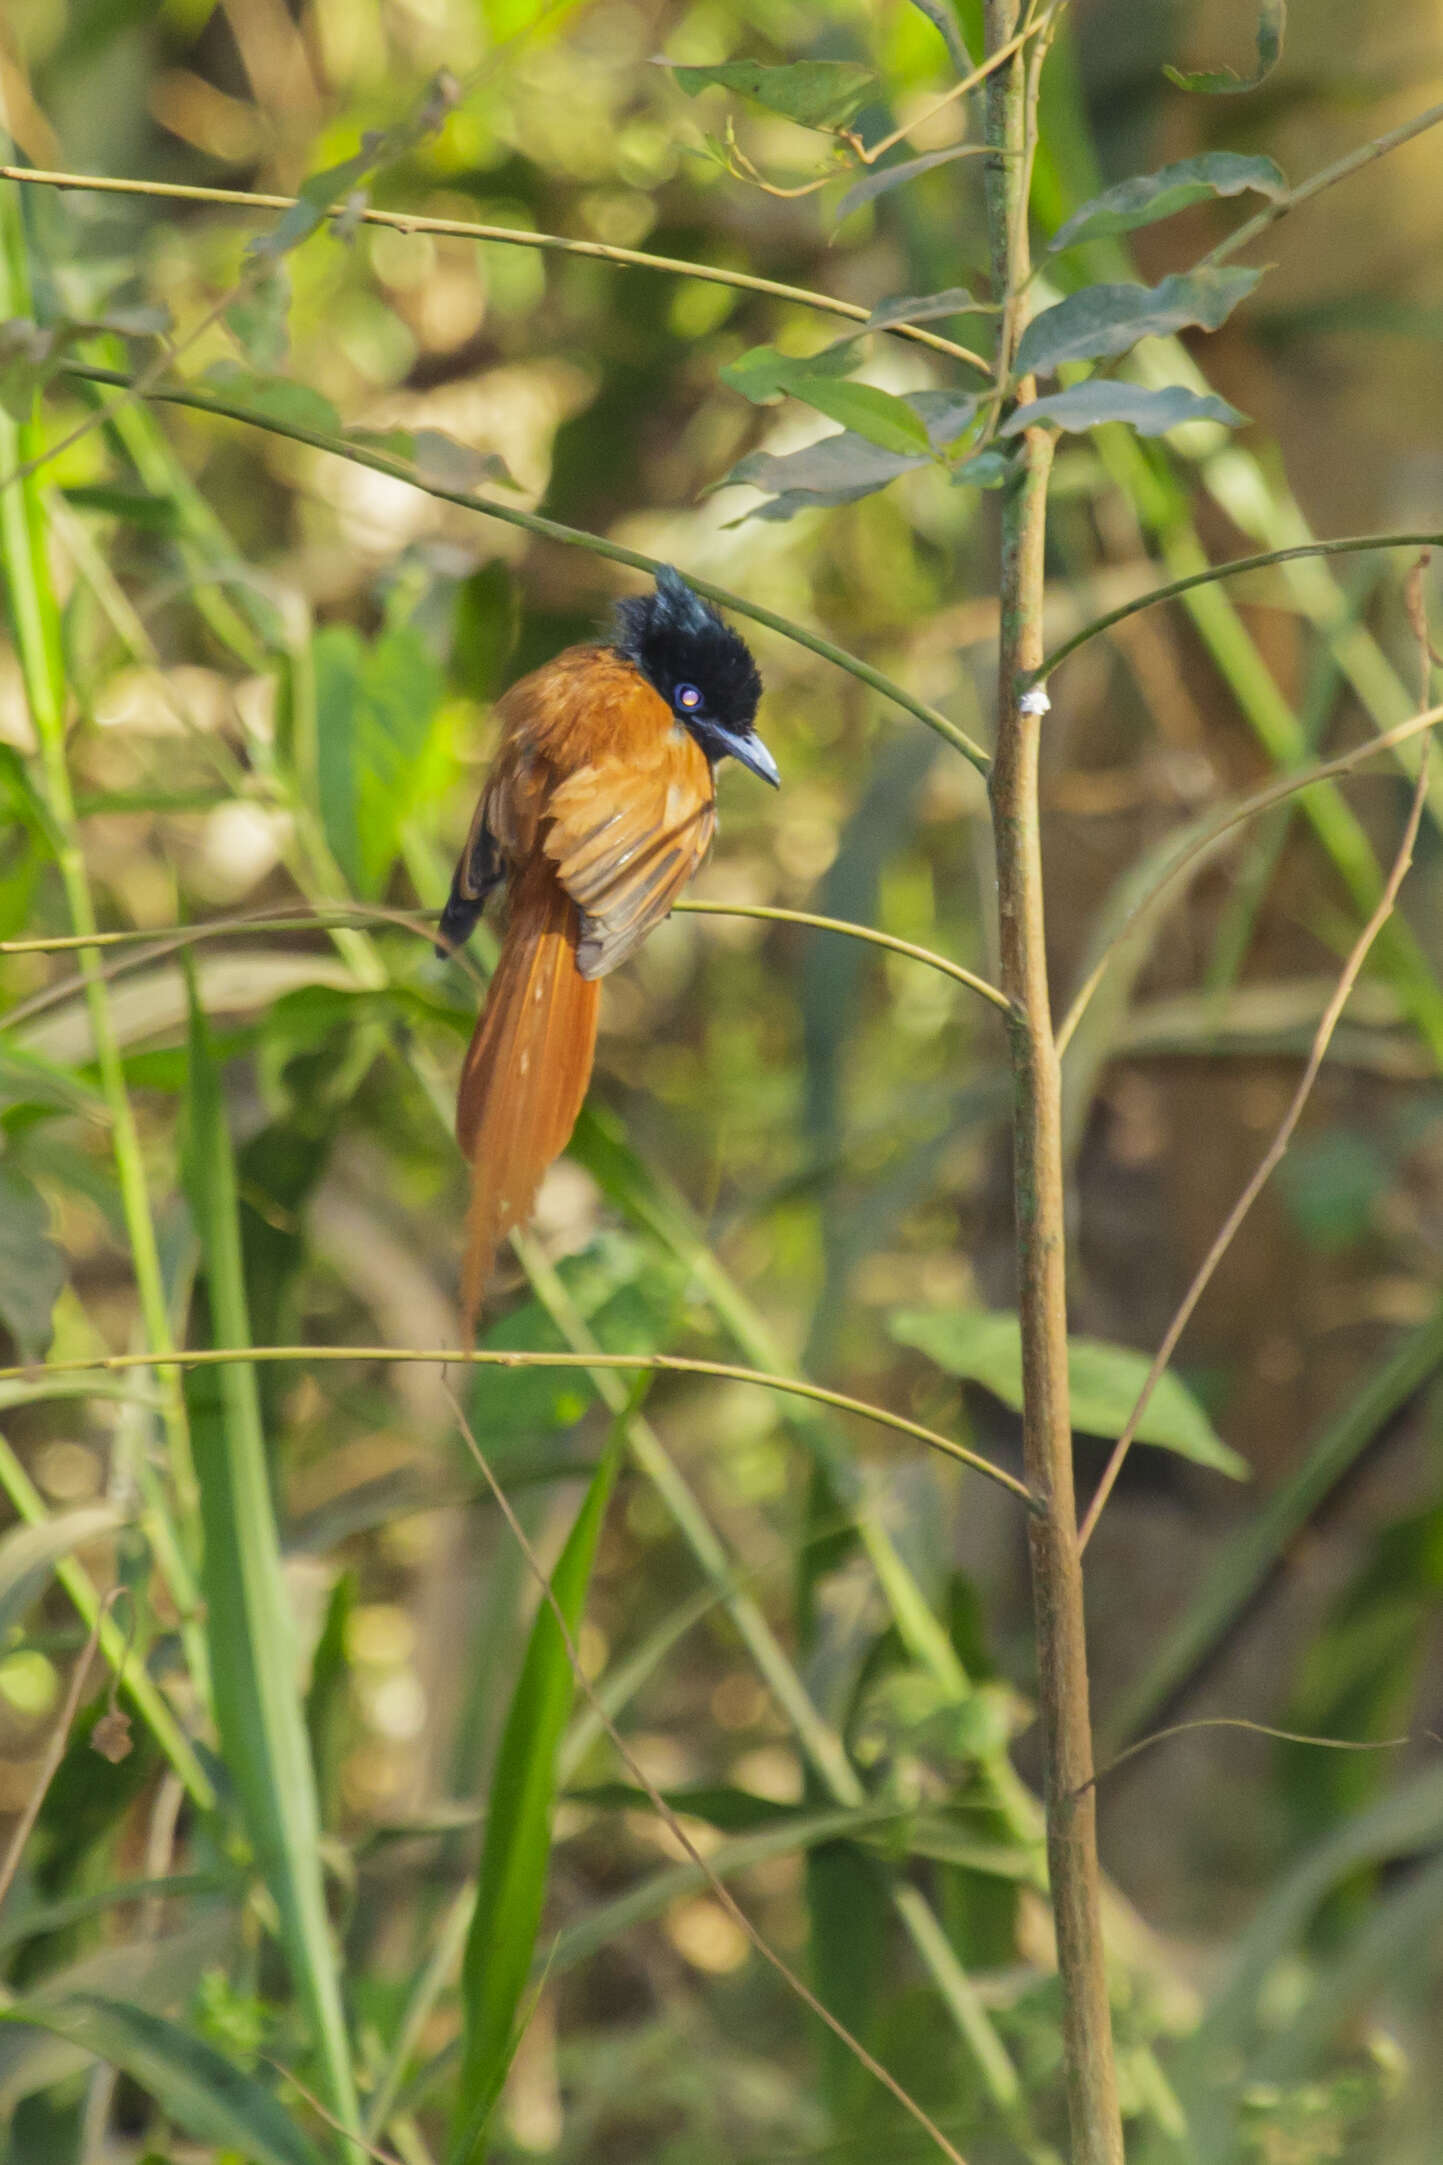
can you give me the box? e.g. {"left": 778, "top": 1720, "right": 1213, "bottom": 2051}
{"left": 982, "top": 8, "right": 1125, "bottom": 2160}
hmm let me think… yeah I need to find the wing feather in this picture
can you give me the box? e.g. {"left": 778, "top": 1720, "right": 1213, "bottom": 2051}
{"left": 544, "top": 743, "right": 716, "bottom": 980}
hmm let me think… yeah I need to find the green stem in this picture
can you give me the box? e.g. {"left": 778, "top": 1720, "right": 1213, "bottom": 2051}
{"left": 0, "top": 183, "right": 203, "bottom": 1561}
{"left": 5, "top": 1343, "right": 1029, "bottom": 1500}
{"left": 1034, "top": 527, "right": 1443, "bottom": 683}
{"left": 983, "top": 9, "right": 1123, "bottom": 2160}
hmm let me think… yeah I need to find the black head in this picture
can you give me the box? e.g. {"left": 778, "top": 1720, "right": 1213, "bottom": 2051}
{"left": 611, "top": 566, "right": 778, "bottom": 786}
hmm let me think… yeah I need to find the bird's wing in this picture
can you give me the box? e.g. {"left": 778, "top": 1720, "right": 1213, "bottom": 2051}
{"left": 543, "top": 752, "right": 716, "bottom": 979}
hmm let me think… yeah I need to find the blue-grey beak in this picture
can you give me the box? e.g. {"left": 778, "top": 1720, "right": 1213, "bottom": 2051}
{"left": 726, "top": 729, "right": 781, "bottom": 788}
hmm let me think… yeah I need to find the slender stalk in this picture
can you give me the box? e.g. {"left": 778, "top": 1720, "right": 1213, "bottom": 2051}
{"left": 2, "top": 1345, "right": 1030, "bottom": 1501}
{"left": 0, "top": 181, "right": 203, "bottom": 1543}
{"left": 0, "top": 165, "right": 990, "bottom": 375}
{"left": 982, "top": 10, "right": 1123, "bottom": 2160}
{"left": 1034, "top": 528, "right": 1443, "bottom": 683}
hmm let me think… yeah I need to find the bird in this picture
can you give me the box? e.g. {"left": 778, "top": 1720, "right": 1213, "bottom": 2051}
{"left": 437, "top": 566, "right": 778, "bottom": 1324}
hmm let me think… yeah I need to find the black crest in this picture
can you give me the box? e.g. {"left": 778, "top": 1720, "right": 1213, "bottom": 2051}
{"left": 611, "top": 566, "right": 762, "bottom": 733}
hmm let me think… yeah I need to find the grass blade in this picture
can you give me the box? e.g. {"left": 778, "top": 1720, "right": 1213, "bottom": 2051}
{"left": 0, "top": 1994, "right": 321, "bottom": 2165}
{"left": 450, "top": 1443, "right": 619, "bottom": 2161}
{"left": 181, "top": 969, "right": 360, "bottom": 2144}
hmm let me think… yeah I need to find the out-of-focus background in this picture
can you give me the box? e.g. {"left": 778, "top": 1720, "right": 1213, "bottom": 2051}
{"left": 2, "top": 0, "right": 1443, "bottom": 2158}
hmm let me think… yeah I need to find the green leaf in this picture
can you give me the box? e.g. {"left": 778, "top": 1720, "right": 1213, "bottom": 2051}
{"left": 1050, "top": 154, "right": 1287, "bottom": 250}
{"left": 470, "top": 1236, "right": 679, "bottom": 1450}
{"left": 906, "top": 387, "right": 979, "bottom": 447}
{"left": 906, "top": 0, "right": 973, "bottom": 73}
{"left": 864, "top": 287, "right": 984, "bottom": 331}
{"left": 345, "top": 426, "right": 517, "bottom": 492}
{"left": 0, "top": 317, "right": 79, "bottom": 420}
{"left": 1164, "top": 0, "right": 1286, "bottom": 93}
{"left": 717, "top": 432, "right": 928, "bottom": 520}
{"left": 889, "top": 1308, "right": 1248, "bottom": 1476}
{"left": 0, "top": 1163, "right": 65, "bottom": 1359}
{"left": 950, "top": 448, "right": 1012, "bottom": 488}
{"left": 181, "top": 975, "right": 359, "bottom": 2136}
{"left": 787, "top": 377, "right": 935, "bottom": 456}
{"left": 0, "top": 1507, "right": 122, "bottom": 1642}
{"left": 1001, "top": 381, "right": 1247, "bottom": 438}
{"left": 312, "top": 617, "right": 446, "bottom": 895}
{"left": 451, "top": 1446, "right": 619, "bottom": 2161}
{"left": 834, "top": 144, "right": 982, "bottom": 222}
{"left": 225, "top": 268, "right": 291, "bottom": 369}
{"left": 1014, "top": 267, "right": 1262, "bottom": 378}
{"left": 0, "top": 1995, "right": 320, "bottom": 2165}
{"left": 719, "top": 340, "right": 858, "bottom": 405}
{"left": 200, "top": 363, "right": 341, "bottom": 437}
{"left": 668, "top": 58, "right": 876, "bottom": 131}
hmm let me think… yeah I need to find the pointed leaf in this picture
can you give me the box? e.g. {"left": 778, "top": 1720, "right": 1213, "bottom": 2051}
{"left": 0, "top": 1508, "right": 122, "bottom": 1643}
{"left": 0, "top": 1995, "right": 320, "bottom": 2165}
{"left": 346, "top": 426, "right": 517, "bottom": 491}
{"left": 1050, "top": 154, "right": 1287, "bottom": 250}
{"left": 1015, "top": 267, "right": 1261, "bottom": 377}
{"left": 719, "top": 431, "right": 928, "bottom": 502}
{"left": 200, "top": 363, "right": 341, "bottom": 437}
{"left": 949, "top": 447, "right": 1013, "bottom": 488}
{"left": 717, "top": 429, "right": 929, "bottom": 520}
{"left": 906, "top": 0, "right": 973, "bottom": 72}
{"left": 1001, "top": 381, "right": 1246, "bottom": 438}
{"left": 905, "top": 386, "right": 979, "bottom": 447}
{"left": 1165, "top": 0, "right": 1286, "bottom": 93}
{"left": 667, "top": 58, "right": 876, "bottom": 131}
{"left": 787, "top": 377, "right": 935, "bottom": 456}
{"left": 225, "top": 268, "right": 291, "bottom": 369}
{"left": 835, "top": 143, "right": 983, "bottom": 222}
{"left": 865, "top": 287, "right": 984, "bottom": 331}
{"left": 0, "top": 1164, "right": 65, "bottom": 1359}
{"left": 182, "top": 977, "right": 359, "bottom": 2133}
{"left": 452, "top": 1446, "right": 619, "bottom": 2160}
{"left": 889, "top": 1308, "right": 1248, "bottom": 1476}
{"left": 719, "top": 340, "right": 858, "bottom": 405}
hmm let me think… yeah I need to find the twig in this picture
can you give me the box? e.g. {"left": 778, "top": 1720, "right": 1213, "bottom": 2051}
{"left": 3, "top": 897, "right": 1010, "bottom": 1019}
{"left": 721, "top": 19, "right": 1041, "bottom": 200}
{"left": 1200, "top": 96, "right": 1443, "bottom": 270}
{"left": 1078, "top": 704, "right": 1440, "bottom": 1552}
{"left": 0, "top": 1346, "right": 1032, "bottom": 1503}
{"left": 440, "top": 1381, "right": 970, "bottom": 2165}
{"left": 0, "top": 1590, "right": 127, "bottom": 1915}
{"left": 1033, "top": 530, "right": 1443, "bottom": 685}
{"left": 0, "top": 164, "right": 990, "bottom": 374}
{"left": 1083, "top": 1715, "right": 1418, "bottom": 1795}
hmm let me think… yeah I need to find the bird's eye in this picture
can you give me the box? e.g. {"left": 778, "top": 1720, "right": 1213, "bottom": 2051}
{"left": 675, "top": 682, "right": 703, "bottom": 711}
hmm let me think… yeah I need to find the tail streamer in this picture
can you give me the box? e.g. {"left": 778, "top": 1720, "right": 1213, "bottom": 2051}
{"left": 456, "top": 856, "right": 600, "bottom": 1326}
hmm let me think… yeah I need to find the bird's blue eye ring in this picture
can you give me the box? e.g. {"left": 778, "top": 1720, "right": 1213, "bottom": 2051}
{"left": 675, "top": 682, "right": 703, "bottom": 711}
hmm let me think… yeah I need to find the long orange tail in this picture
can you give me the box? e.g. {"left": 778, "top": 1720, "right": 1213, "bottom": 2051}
{"left": 456, "top": 855, "right": 600, "bottom": 1326}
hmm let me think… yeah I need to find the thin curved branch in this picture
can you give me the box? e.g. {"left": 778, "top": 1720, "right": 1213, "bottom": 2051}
{"left": 1200, "top": 96, "right": 1443, "bottom": 271}
{"left": 0, "top": 165, "right": 991, "bottom": 376}
{"left": 677, "top": 900, "right": 1011, "bottom": 1011}
{"left": 2, "top": 899, "right": 1009, "bottom": 1020}
{"left": 1034, "top": 531, "right": 1443, "bottom": 685}
{"left": 3, "top": 1346, "right": 1034, "bottom": 1505}
{"left": 55, "top": 361, "right": 991, "bottom": 772}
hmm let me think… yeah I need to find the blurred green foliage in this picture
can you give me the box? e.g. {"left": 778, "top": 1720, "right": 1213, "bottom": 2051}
{"left": 1, "top": 0, "right": 1442, "bottom": 2160}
